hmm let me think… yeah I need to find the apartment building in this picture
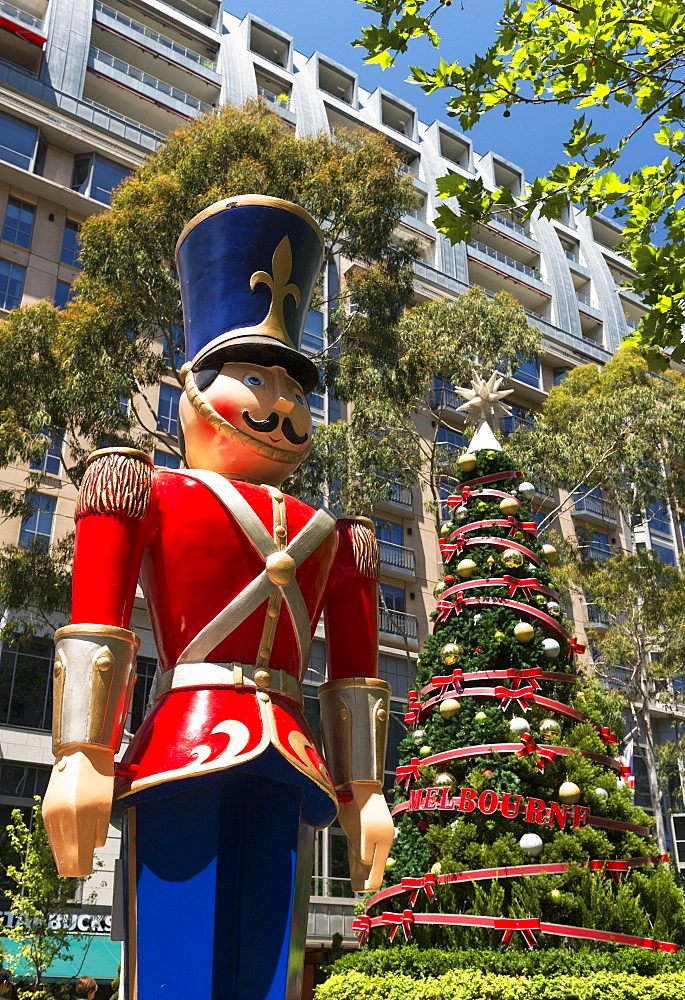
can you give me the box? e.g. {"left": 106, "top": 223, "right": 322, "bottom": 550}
{"left": 0, "top": 0, "right": 682, "bottom": 984}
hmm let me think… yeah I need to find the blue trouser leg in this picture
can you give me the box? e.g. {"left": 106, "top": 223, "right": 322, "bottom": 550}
{"left": 124, "top": 768, "right": 319, "bottom": 1000}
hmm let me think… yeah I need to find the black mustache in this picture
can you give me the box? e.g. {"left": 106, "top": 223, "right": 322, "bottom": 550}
{"left": 242, "top": 411, "right": 309, "bottom": 446}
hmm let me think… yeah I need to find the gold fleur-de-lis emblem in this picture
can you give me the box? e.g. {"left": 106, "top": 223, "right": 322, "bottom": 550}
{"left": 249, "top": 236, "right": 300, "bottom": 348}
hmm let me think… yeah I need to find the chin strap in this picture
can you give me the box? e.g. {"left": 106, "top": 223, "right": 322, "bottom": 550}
{"left": 180, "top": 364, "right": 311, "bottom": 465}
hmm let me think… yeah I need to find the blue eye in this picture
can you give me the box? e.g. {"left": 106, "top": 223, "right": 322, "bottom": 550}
{"left": 295, "top": 394, "right": 305, "bottom": 405}
{"left": 244, "top": 373, "right": 264, "bottom": 387}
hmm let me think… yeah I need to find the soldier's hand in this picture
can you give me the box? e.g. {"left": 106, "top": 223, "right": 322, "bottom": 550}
{"left": 337, "top": 781, "right": 394, "bottom": 892}
{"left": 42, "top": 746, "right": 114, "bottom": 877}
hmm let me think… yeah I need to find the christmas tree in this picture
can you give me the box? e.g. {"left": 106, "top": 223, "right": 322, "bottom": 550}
{"left": 357, "top": 373, "right": 685, "bottom": 953}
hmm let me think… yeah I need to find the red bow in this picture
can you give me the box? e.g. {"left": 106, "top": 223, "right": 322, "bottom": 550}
{"left": 495, "top": 685, "right": 536, "bottom": 711}
{"left": 382, "top": 909, "right": 414, "bottom": 942}
{"left": 600, "top": 726, "right": 618, "bottom": 745}
{"left": 432, "top": 669, "right": 464, "bottom": 695}
{"left": 506, "top": 516, "right": 538, "bottom": 538}
{"left": 439, "top": 537, "right": 466, "bottom": 559}
{"left": 496, "top": 917, "right": 539, "bottom": 949}
{"left": 589, "top": 859, "right": 629, "bottom": 884}
{"left": 568, "top": 638, "right": 585, "bottom": 660}
{"left": 446, "top": 486, "right": 473, "bottom": 508}
{"left": 396, "top": 758, "right": 422, "bottom": 789}
{"left": 352, "top": 914, "right": 371, "bottom": 942}
{"left": 404, "top": 691, "right": 422, "bottom": 726}
{"left": 516, "top": 733, "right": 558, "bottom": 771}
{"left": 502, "top": 575, "right": 539, "bottom": 596}
{"left": 401, "top": 872, "right": 437, "bottom": 906}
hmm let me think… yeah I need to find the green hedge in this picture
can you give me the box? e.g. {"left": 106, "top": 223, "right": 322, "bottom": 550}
{"left": 314, "top": 970, "right": 685, "bottom": 1000}
{"left": 326, "top": 946, "right": 685, "bottom": 978}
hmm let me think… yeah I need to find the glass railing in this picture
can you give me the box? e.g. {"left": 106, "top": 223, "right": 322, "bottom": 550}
{"left": 468, "top": 239, "right": 545, "bottom": 283}
{"left": 0, "top": 0, "right": 43, "bottom": 29}
{"left": 90, "top": 46, "right": 212, "bottom": 113}
{"left": 404, "top": 207, "right": 428, "bottom": 223}
{"left": 491, "top": 212, "right": 534, "bottom": 240}
{"left": 585, "top": 603, "right": 608, "bottom": 626}
{"left": 93, "top": 2, "right": 217, "bottom": 71}
{"left": 502, "top": 414, "right": 535, "bottom": 435}
{"left": 379, "top": 607, "right": 419, "bottom": 641}
{"left": 576, "top": 291, "right": 593, "bottom": 307}
{"left": 257, "top": 86, "right": 292, "bottom": 111}
{"left": 378, "top": 540, "right": 416, "bottom": 574}
{"left": 81, "top": 96, "right": 166, "bottom": 140}
{"left": 564, "top": 249, "right": 580, "bottom": 264}
{"left": 625, "top": 317, "right": 640, "bottom": 330}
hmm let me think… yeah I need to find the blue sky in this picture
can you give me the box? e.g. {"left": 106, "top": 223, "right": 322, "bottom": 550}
{"left": 227, "top": 0, "right": 656, "bottom": 186}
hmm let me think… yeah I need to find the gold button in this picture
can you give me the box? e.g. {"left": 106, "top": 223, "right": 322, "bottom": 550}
{"left": 337, "top": 706, "right": 349, "bottom": 722}
{"left": 258, "top": 646, "right": 271, "bottom": 659}
{"left": 267, "top": 605, "right": 279, "bottom": 618}
{"left": 272, "top": 490, "right": 284, "bottom": 501}
{"left": 265, "top": 551, "right": 296, "bottom": 586}
{"left": 257, "top": 691, "right": 270, "bottom": 702}
{"left": 95, "top": 651, "right": 113, "bottom": 672}
{"left": 274, "top": 525, "right": 287, "bottom": 539}
{"left": 377, "top": 708, "right": 387, "bottom": 722}
{"left": 253, "top": 669, "right": 272, "bottom": 687}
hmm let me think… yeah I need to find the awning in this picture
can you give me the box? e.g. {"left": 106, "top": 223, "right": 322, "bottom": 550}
{"left": 2, "top": 935, "right": 121, "bottom": 983}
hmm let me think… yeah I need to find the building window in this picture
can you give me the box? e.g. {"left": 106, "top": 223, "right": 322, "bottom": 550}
{"left": 652, "top": 541, "right": 676, "bottom": 565}
{"left": 128, "top": 657, "right": 158, "bottom": 734}
{"left": 153, "top": 449, "right": 180, "bottom": 469}
{"left": 0, "top": 259, "right": 25, "bottom": 310}
{"left": 162, "top": 326, "right": 185, "bottom": 369}
{"left": 18, "top": 493, "right": 56, "bottom": 550}
{"left": 513, "top": 357, "right": 540, "bottom": 388}
{"left": 380, "top": 583, "right": 405, "bottom": 614}
{"left": 647, "top": 502, "right": 672, "bottom": 537}
{"left": 502, "top": 405, "right": 534, "bottom": 436}
{"left": 2, "top": 197, "right": 35, "bottom": 249}
{"left": 0, "top": 639, "right": 54, "bottom": 730}
{"left": 71, "top": 154, "right": 129, "bottom": 205}
{"left": 378, "top": 652, "right": 413, "bottom": 702}
{"left": 54, "top": 280, "right": 73, "bottom": 309}
{"left": 374, "top": 518, "right": 403, "bottom": 546}
{"left": 304, "top": 640, "right": 326, "bottom": 686}
{"left": 0, "top": 112, "right": 40, "bottom": 172}
{"left": 553, "top": 368, "right": 570, "bottom": 386}
{"left": 60, "top": 219, "right": 81, "bottom": 267}
{"left": 302, "top": 308, "right": 324, "bottom": 354}
{"left": 157, "top": 383, "right": 181, "bottom": 438}
{"left": 30, "top": 427, "right": 63, "bottom": 478}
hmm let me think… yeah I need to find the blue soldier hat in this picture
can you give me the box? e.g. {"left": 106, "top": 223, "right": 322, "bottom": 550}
{"left": 175, "top": 195, "right": 323, "bottom": 394}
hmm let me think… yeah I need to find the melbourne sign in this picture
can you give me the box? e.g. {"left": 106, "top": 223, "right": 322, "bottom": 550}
{"left": 408, "top": 785, "right": 590, "bottom": 831}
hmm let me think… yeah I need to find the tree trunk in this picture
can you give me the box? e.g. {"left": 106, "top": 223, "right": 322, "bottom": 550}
{"left": 634, "top": 645, "right": 668, "bottom": 854}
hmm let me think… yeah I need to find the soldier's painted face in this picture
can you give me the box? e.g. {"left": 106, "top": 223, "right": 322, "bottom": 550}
{"left": 179, "top": 361, "right": 313, "bottom": 485}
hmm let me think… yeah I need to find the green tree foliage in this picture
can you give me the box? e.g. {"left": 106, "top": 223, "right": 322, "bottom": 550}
{"left": 372, "top": 444, "right": 685, "bottom": 950}
{"left": 354, "top": 1, "right": 685, "bottom": 361}
{"left": 1, "top": 799, "right": 84, "bottom": 996}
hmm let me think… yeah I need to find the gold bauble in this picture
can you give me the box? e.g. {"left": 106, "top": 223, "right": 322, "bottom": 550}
{"left": 457, "top": 558, "right": 477, "bottom": 579}
{"left": 475, "top": 711, "right": 488, "bottom": 722}
{"left": 433, "top": 580, "right": 448, "bottom": 600}
{"left": 457, "top": 453, "right": 477, "bottom": 472}
{"left": 499, "top": 496, "right": 521, "bottom": 516}
{"left": 542, "top": 543, "right": 558, "bottom": 564}
{"left": 539, "top": 718, "right": 562, "bottom": 739}
{"left": 558, "top": 781, "right": 581, "bottom": 805}
{"left": 419, "top": 745, "right": 432, "bottom": 757}
{"left": 513, "top": 621, "right": 535, "bottom": 643}
{"left": 501, "top": 548, "right": 524, "bottom": 570}
{"left": 435, "top": 772, "right": 455, "bottom": 789}
{"left": 440, "top": 643, "right": 463, "bottom": 666}
{"left": 440, "top": 522, "right": 452, "bottom": 538}
{"left": 439, "top": 698, "right": 461, "bottom": 719}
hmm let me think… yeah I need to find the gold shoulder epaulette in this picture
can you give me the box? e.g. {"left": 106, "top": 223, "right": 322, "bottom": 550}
{"left": 76, "top": 448, "right": 154, "bottom": 521}
{"left": 339, "top": 516, "right": 380, "bottom": 581}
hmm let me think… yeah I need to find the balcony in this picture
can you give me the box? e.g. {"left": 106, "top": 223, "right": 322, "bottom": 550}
{"left": 374, "top": 482, "right": 413, "bottom": 516}
{"left": 579, "top": 544, "right": 612, "bottom": 564}
{"left": 572, "top": 493, "right": 615, "bottom": 523}
{"left": 379, "top": 607, "right": 419, "bottom": 643}
{"left": 0, "top": 0, "right": 45, "bottom": 45}
{"left": 490, "top": 212, "right": 536, "bottom": 241}
{"left": 378, "top": 540, "right": 416, "bottom": 578}
{"left": 256, "top": 87, "right": 296, "bottom": 123}
{"left": 88, "top": 46, "right": 212, "bottom": 118}
{"left": 502, "top": 414, "right": 535, "bottom": 436}
{"left": 585, "top": 603, "right": 608, "bottom": 629}
{"left": 565, "top": 249, "right": 580, "bottom": 264}
{"left": 468, "top": 240, "right": 547, "bottom": 285}
{"left": 429, "top": 385, "right": 462, "bottom": 413}
{"left": 93, "top": 2, "right": 219, "bottom": 78}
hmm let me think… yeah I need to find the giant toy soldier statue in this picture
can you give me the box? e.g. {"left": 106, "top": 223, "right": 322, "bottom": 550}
{"left": 42, "top": 196, "right": 394, "bottom": 1000}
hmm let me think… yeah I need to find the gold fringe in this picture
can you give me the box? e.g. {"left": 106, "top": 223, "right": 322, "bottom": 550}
{"left": 348, "top": 521, "right": 380, "bottom": 581}
{"left": 76, "top": 452, "right": 153, "bottom": 521}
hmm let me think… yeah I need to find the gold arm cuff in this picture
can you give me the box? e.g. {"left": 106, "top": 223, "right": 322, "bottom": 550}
{"left": 53, "top": 624, "right": 140, "bottom": 754}
{"left": 318, "top": 677, "right": 391, "bottom": 787}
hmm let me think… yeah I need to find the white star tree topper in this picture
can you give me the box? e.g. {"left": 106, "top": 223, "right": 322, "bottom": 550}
{"left": 454, "top": 372, "right": 514, "bottom": 452}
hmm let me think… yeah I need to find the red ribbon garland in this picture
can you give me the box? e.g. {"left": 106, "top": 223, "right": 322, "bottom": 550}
{"left": 352, "top": 914, "right": 371, "bottom": 942}
{"left": 396, "top": 758, "right": 422, "bottom": 789}
{"left": 404, "top": 692, "right": 422, "bottom": 726}
{"left": 461, "top": 470, "right": 523, "bottom": 489}
{"left": 400, "top": 873, "right": 437, "bottom": 906}
{"left": 516, "top": 732, "right": 558, "bottom": 771}
{"left": 600, "top": 726, "right": 618, "bottom": 745}
{"left": 432, "top": 668, "right": 464, "bottom": 695}
{"left": 568, "top": 638, "right": 586, "bottom": 660}
{"left": 494, "top": 685, "right": 537, "bottom": 711}
{"left": 381, "top": 909, "right": 414, "bottom": 941}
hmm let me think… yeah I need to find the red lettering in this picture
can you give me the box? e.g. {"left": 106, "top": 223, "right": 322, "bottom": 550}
{"left": 438, "top": 787, "right": 451, "bottom": 809}
{"left": 572, "top": 805, "right": 591, "bottom": 829}
{"left": 524, "top": 797, "right": 548, "bottom": 824}
{"left": 478, "top": 790, "right": 500, "bottom": 815}
{"left": 457, "top": 787, "right": 478, "bottom": 812}
{"left": 546, "top": 802, "right": 570, "bottom": 829}
{"left": 409, "top": 789, "right": 427, "bottom": 810}
{"left": 500, "top": 793, "right": 522, "bottom": 819}
{"left": 424, "top": 788, "right": 441, "bottom": 810}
